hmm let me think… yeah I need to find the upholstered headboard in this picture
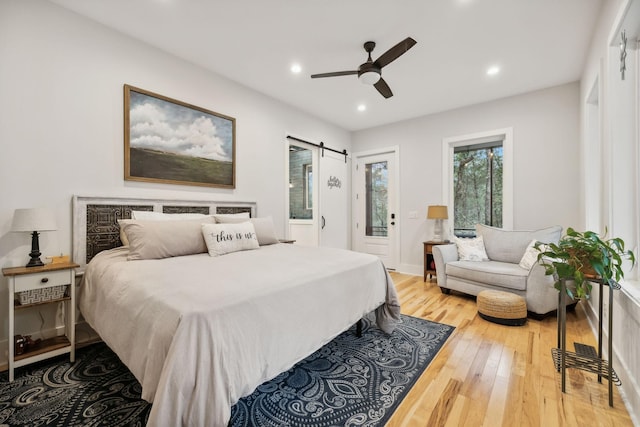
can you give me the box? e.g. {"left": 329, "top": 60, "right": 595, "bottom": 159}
{"left": 72, "top": 195, "right": 256, "bottom": 269}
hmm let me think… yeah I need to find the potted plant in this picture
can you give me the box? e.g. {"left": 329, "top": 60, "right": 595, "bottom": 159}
{"left": 535, "top": 228, "right": 636, "bottom": 299}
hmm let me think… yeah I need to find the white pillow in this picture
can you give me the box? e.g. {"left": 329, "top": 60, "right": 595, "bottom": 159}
{"left": 453, "top": 235, "right": 489, "bottom": 261}
{"left": 213, "top": 212, "right": 250, "bottom": 222}
{"left": 249, "top": 217, "right": 279, "bottom": 245}
{"left": 215, "top": 215, "right": 279, "bottom": 246}
{"left": 119, "top": 211, "right": 209, "bottom": 246}
{"left": 119, "top": 217, "right": 215, "bottom": 260}
{"left": 202, "top": 222, "right": 260, "bottom": 257}
{"left": 519, "top": 239, "right": 541, "bottom": 270}
{"left": 132, "top": 210, "right": 208, "bottom": 221}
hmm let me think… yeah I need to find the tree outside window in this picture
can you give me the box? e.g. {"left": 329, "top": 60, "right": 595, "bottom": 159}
{"left": 365, "top": 161, "right": 388, "bottom": 237}
{"left": 453, "top": 143, "right": 503, "bottom": 237}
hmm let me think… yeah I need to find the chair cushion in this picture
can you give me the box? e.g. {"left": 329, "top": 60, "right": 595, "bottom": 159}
{"left": 475, "top": 224, "right": 562, "bottom": 264}
{"left": 446, "top": 260, "right": 528, "bottom": 291}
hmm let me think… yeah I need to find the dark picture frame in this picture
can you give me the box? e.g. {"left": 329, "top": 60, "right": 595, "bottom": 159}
{"left": 124, "top": 84, "right": 236, "bottom": 189}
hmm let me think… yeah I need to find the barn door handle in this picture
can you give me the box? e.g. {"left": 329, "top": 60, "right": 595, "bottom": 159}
{"left": 322, "top": 216, "right": 326, "bottom": 229}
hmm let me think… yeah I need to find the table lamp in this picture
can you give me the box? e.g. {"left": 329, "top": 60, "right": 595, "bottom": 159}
{"left": 11, "top": 207, "right": 57, "bottom": 267}
{"left": 427, "top": 205, "right": 448, "bottom": 242}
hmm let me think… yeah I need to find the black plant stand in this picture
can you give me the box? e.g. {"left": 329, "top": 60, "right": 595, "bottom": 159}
{"left": 552, "top": 277, "right": 620, "bottom": 407}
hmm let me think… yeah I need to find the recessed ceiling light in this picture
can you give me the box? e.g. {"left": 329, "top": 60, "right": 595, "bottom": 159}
{"left": 357, "top": 104, "right": 366, "bottom": 112}
{"left": 290, "top": 63, "right": 302, "bottom": 74}
{"left": 487, "top": 66, "right": 500, "bottom": 76}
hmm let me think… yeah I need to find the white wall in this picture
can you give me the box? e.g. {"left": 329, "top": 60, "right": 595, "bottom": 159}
{"left": 352, "top": 83, "right": 581, "bottom": 274}
{"left": 580, "top": 0, "right": 640, "bottom": 423}
{"left": 0, "top": 1, "right": 350, "bottom": 353}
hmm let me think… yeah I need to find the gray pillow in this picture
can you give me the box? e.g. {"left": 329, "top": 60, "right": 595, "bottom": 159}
{"left": 118, "top": 217, "right": 215, "bottom": 260}
{"left": 475, "top": 224, "right": 562, "bottom": 263}
{"left": 215, "top": 215, "right": 279, "bottom": 246}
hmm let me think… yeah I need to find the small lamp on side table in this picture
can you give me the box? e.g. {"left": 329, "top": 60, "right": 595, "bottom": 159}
{"left": 11, "top": 207, "right": 57, "bottom": 268}
{"left": 427, "top": 205, "right": 448, "bottom": 242}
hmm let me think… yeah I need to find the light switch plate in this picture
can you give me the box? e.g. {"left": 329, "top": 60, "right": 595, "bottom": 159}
{"left": 408, "top": 211, "right": 418, "bottom": 219}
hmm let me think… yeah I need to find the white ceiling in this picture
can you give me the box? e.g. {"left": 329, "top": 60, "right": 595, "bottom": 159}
{"left": 50, "top": 0, "right": 603, "bottom": 131}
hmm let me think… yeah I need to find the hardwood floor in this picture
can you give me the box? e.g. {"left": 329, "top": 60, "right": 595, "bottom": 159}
{"left": 386, "top": 272, "right": 635, "bottom": 427}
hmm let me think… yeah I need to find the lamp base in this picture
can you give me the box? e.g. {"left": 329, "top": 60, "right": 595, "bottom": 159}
{"left": 433, "top": 218, "right": 444, "bottom": 242}
{"left": 26, "top": 257, "right": 44, "bottom": 268}
{"left": 25, "top": 231, "right": 44, "bottom": 268}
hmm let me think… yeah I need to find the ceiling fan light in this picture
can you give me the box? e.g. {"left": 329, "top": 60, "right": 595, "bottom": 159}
{"left": 359, "top": 71, "right": 380, "bottom": 85}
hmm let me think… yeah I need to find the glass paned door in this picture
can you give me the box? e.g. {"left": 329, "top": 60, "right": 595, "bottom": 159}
{"left": 288, "top": 142, "right": 318, "bottom": 246}
{"left": 365, "top": 161, "right": 388, "bottom": 237}
{"left": 353, "top": 151, "right": 397, "bottom": 269}
{"left": 289, "top": 145, "right": 313, "bottom": 220}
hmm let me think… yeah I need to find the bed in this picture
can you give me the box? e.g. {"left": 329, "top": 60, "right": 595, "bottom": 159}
{"left": 72, "top": 195, "right": 400, "bottom": 426}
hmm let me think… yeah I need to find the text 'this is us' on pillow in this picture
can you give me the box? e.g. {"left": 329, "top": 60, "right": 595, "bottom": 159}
{"left": 202, "top": 222, "right": 260, "bottom": 257}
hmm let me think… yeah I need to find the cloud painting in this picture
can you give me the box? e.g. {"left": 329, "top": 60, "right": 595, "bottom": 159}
{"left": 125, "top": 86, "right": 235, "bottom": 188}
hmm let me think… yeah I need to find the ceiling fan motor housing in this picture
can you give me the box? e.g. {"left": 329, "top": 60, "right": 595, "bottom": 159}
{"left": 358, "top": 62, "right": 381, "bottom": 84}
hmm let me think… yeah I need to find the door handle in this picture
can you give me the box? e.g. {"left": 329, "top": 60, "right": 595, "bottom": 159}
{"left": 322, "top": 216, "right": 326, "bottom": 229}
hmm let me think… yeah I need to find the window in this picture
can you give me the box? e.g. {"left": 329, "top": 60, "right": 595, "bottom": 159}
{"left": 304, "top": 164, "right": 313, "bottom": 210}
{"left": 442, "top": 128, "right": 513, "bottom": 237}
{"left": 453, "top": 142, "right": 503, "bottom": 236}
{"left": 365, "top": 161, "right": 388, "bottom": 237}
{"left": 289, "top": 145, "right": 313, "bottom": 220}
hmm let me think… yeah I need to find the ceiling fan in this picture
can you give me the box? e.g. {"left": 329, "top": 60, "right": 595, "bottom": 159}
{"left": 310, "top": 37, "right": 417, "bottom": 99}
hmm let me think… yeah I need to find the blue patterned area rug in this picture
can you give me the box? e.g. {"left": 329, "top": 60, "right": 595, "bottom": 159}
{"left": 0, "top": 315, "right": 454, "bottom": 427}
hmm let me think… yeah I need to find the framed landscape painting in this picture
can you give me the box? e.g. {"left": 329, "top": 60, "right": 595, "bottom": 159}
{"left": 124, "top": 84, "right": 236, "bottom": 188}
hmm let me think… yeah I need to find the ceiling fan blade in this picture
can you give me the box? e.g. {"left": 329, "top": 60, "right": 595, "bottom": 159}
{"left": 310, "top": 70, "right": 358, "bottom": 78}
{"left": 374, "top": 78, "right": 393, "bottom": 98}
{"left": 373, "top": 37, "right": 417, "bottom": 69}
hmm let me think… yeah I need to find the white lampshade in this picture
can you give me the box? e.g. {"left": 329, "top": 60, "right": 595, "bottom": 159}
{"left": 358, "top": 71, "right": 381, "bottom": 85}
{"left": 11, "top": 208, "right": 57, "bottom": 232}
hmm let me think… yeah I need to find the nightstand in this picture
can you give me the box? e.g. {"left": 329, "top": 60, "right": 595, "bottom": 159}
{"left": 2, "top": 261, "right": 78, "bottom": 381}
{"left": 423, "top": 241, "right": 450, "bottom": 282}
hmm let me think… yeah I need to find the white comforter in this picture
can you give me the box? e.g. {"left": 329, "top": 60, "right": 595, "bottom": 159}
{"left": 79, "top": 243, "right": 400, "bottom": 426}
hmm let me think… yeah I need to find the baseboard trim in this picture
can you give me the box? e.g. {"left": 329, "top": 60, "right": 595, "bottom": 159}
{"left": 584, "top": 300, "right": 640, "bottom": 426}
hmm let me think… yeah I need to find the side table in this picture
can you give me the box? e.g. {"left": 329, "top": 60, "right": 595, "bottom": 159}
{"left": 3, "top": 261, "right": 79, "bottom": 382}
{"left": 423, "top": 241, "right": 450, "bottom": 282}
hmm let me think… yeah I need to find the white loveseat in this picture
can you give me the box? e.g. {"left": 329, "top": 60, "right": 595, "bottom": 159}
{"left": 432, "top": 224, "right": 574, "bottom": 316}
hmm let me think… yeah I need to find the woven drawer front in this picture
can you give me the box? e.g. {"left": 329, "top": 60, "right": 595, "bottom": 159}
{"left": 17, "top": 285, "right": 67, "bottom": 305}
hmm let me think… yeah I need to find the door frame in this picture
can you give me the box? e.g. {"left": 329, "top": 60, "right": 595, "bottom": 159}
{"left": 351, "top": 145, "right": 400, "bottom": 269}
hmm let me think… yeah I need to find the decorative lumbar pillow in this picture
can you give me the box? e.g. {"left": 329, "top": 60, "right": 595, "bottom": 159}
{"left": 453, "top": 235, "right": 489, "bottom": 261}
{"left": 519, "top": 239, "right": 542, "bottom": 270}
{"left": 202, "top": 222, "right": 260, "bottom": 256}
{"left": 215, "top": 215, "right": 279, "bottom": 246}
{"left": 118, "top": 217, "right": 215, "bottom": 260}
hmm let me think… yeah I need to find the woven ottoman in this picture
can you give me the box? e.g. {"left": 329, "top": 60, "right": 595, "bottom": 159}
{"left": 477, "top": 290, "right": 527, "bottom": 326}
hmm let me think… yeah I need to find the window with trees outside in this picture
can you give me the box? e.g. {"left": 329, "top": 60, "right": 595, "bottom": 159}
{"left": 365, "top": 161, "right": 388, "bottom": 237}
{"left": 453, "top": 141, "right": 503, "bottom": 237}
